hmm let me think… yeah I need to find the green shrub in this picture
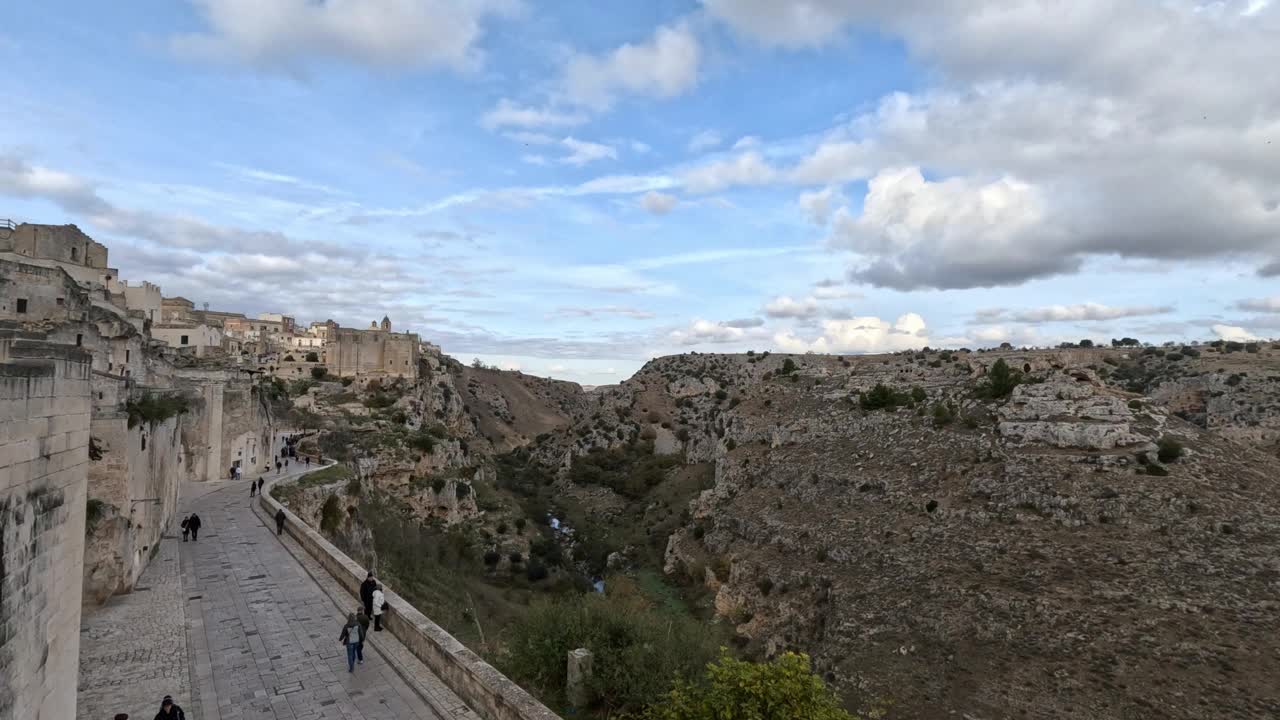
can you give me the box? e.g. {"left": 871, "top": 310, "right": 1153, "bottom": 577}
{"left": 1157, "top": 436, "right": 1184, "bottom": 463}
{"left": 780, "top": 358, "right": 797, "bottom": 375}
{"left": 714, "top": 389, "right": 728, "bottom": 401}
{"left": 525, "top": 561, "right": 548, "bottom": 582}
{"left": 504, "top": 594, "right": 718, "bottom": 714}
{"left": 568, "top": 442, "right": 681, "bottom": 499}
{"left": 125, "top": 393, "right": 191, "bottom": 428}
{"left": 364, "top": 393, "right": 396, "bottom": 409}
{"left": 483, "top": 550, "right": 501, "bottom": 566}
{"left": 1128, "top": 399, "right": 1142, "bottom": 410}
{"left": 345, "top": 477, "right": 361, "bottom": 496}
{"left": 860, "top": 383, "right": 909, "bottom": 411}
{"left": 977, "top": 359, "right": 1021, "bottom": 399}
{"left": 910, "top": 386, "right": 927, "bottom": 404}
{"left": 931, "top": 402, "right": 954, "bottom": 426}
{"left": 431, "top": 478, "right": 447, "bottom": 494}
{"left": 305, "top": 351, "right": 319, "bottom": 362}
{"left": 85, "top": 498, "right": 110, "bottom": 535}
{"left": 310, "top": 366, "right": 329, "bottom": 380}
{"left": 1145, "top": 464, "right": 1170, "bottom": 477}
{"left": 455, "top": 482, "right": 471, "bottom": 499}
{"left": 408, "top": 431, "right": 435, "bottom": 454}
{"left": 341, "top": 377, "right": 354, "bottom": 386}
{"left": 289, "top": 379, "right": 315, "bottom": 397}
{"left": 643, "top": 651, "right": 855, "bottom": 720}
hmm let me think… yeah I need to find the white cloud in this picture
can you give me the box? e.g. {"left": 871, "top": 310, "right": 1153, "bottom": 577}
{"left": 1212, "top": 324, "right": 1262, "bottom": 342}
{"left": 797, "top": 186, "right": 843, "bottom": 225}
{"left": 688, "top": 130, "right": 723, "bottom": 152}
{"left": 773, "top": 313, "right": 928, "bottom": 354}
{"left": 811, "top": 281, "right": 862, "bottom": 300}
{"left": 521, "top": 154, "right": 549, "bottom": 166}
{"left": 732, "top": 135, "right": 761, "bottom": 150}
{"left": 832, "top": 166, "right": 1068, "bottom": 290}
{"left": 641, "top": 191, "right": 679, "bottom": 215}
{"left": 789, "top": 139, "right": 874, "bottom": 185}
{"left": 481, "top": 99, "right": 587, "bottom": 130}
{"left": 172, "top": 0, "right": 519, "bottom": 71}
{"left": 763, "top": 295, "right": 820, "bottom": 319}
{"left": 564, "top": 23, "right": 701, "bottom": 111}
{"left": 1234, "top": 296, "right": 1280, "bottom": 313}
{"left": 631, "top": 140, "right": 652, "bottom": 154}
{"left": 977, "top": 303, "right": 1174, "bottom": 324}
{"left": 670, "top": 319, "right": 760, "bottom": 345}
{"left": 683, "top": 152, "right": 778, "bottom": 193}
{"left": 504, "top": 130, "right": 557, "bottom": 145}
{"left": 558, "top": 137, "right": 617, "bottom": 166}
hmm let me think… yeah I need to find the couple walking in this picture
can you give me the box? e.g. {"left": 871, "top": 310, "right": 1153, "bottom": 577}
{"left": 341, "top": 572, "right": 386, "bottom": 672}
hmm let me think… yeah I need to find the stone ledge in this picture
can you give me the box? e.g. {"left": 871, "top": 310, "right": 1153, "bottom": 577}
{"left": 260, "top": 472, "right": 563, "bottom": 720}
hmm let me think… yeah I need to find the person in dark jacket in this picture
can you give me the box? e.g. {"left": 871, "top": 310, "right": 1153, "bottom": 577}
{"left": 249, "top": 479, "right": 256, "bottom": 497}
{"left": 360, "top": 572, "right": 377, "bottom": 616}
{"left": 153, "top": 694, "right": 185, "bottom": 719}
{"left": 180, "top": 515, "right": 190, "bottom": 542}
{"left": 257, "top": 477, "right": 265, "bottom": 494}
{"left": 186, "top": 514, "right": 202, "bottom": 541}
{"left": 355, "top": 608, "right": 371, "bottom": 664}
{"left": 339, "top": 613, "right": 364, "bottom": 673}
{"left": 274, "top": 508, "right": 286, "bottom": 535}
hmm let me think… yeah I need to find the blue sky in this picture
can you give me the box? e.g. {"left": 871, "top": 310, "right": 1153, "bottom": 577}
{"left": 2, "top": 1, "right": 1278, "bottom": 383}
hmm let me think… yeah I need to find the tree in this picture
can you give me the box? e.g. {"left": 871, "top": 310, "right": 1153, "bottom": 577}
{"left": 305, "top": 351, "right": 319, "bottom": 362}
{"left": 1111, "top": 337, "right": 1140, "bottom": 347}
{"left": 780, "top": 358, "right": 798, "bottom": 375}
{"left": 310, "top": 366, "right": 328, "bottom": 380}
{"left": 644, "top": 652, "right": 856, "bottom": 720}
{"left": 980, "top": 359, "right": 1020, "bottom": 399}
{"left": 472, "top": 357, "right": 485, "bottom": 369}
{"left": 1157, "top": 436, "right": 1184, "bottom": 464}
{"left": 1079, "top": 339, "right": 1094, "bottom": 348}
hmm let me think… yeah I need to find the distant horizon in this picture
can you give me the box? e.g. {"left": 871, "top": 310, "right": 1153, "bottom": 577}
{"left": 2, "top": 1, "right": 1278, "bottom": 384}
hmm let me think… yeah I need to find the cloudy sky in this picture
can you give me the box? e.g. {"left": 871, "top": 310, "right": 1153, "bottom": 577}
{"left": 2, "top": 1, "right": 1278, "bottom": 383}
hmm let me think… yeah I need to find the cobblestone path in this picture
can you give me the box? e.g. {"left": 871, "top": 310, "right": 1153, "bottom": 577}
{"left": 79, "top": 469, "right": 457, "bottom": 720}
{"left": 78, "top": 532, "right": 192, "bottom": 719}
{"left": 183, "top": 480, "right": 447, "bottom": 720}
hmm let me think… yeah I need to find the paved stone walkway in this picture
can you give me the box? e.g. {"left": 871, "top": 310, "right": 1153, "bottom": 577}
{"left": 78, "top": 531, "right": 192, "bottom": 720}
{"left": 79, "top": 464, "right": 465, "bottom": 720}
{"left": 183, "top": 479, "right": 448, "bottom": 720}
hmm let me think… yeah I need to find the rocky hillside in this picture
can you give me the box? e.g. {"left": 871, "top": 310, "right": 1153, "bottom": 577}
{"left": 280, "top": 342, "right": 1280, "bottom": 719}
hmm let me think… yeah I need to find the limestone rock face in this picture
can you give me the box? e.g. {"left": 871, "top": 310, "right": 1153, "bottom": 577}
{"left": 998, "top": 380, "right": 1158, "bottom": 449}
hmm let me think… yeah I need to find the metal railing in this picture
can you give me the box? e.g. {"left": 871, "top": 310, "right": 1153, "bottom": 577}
{"left": 0, "top": 218, "right": 15, "bottom": 239}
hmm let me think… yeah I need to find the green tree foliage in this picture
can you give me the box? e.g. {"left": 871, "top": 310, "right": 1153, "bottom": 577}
{"left": 305, "top": 351, "right": 319, "bottom": 362}
{"left": 780, "top": 358, "right": 798, "bottom": 375}
{"left": 319, "top": 494, "right": 343, "bottom": 533}
{"left": 860, "top": 384, "right": 909, "bottom": 411}
{"left": 503, "top": 594, "right": 718, "bottom": 715}
{"left": 643, "top": 651, "right": 856, "bottom": 720}
{"left": 310, "top": 366, "right": 329, "bottom": 380}
{"left": 126, "top": 393, "right": 191, "bottom": 428}
{"left": 568, "top": 442, "right": 681, "bottom": 499}
{"left": 978, "top": 359, "right": 1021, "bottom": 399}
{"left": 1157, "top": 436, "right": 1184, "bottom": 464}
{"left": 1111, "top": 337, "right": 1141, "bottom": 347}
{"left": 910, "top": 386, "right": 927, "bottom": 404}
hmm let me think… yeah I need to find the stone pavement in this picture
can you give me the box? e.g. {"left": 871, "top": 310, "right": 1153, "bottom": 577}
{"left": 79, "top": 464, "right": 467, "bottom": 720}
{"left": 78, "top": 530, "right": 192, "bottom": 720}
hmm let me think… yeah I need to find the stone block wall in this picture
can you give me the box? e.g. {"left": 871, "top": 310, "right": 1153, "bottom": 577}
{"left": 0, "top": 258, "right": 92, "bottom": 324}
{"left": 0, "top": 341, "right": 91, "bottom": 720}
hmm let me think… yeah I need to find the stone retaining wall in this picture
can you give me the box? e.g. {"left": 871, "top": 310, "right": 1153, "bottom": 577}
{"left": 259, "top": 475, "right": 561, "bottom": 720}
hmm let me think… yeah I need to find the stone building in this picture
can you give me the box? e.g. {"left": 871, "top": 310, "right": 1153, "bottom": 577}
{"left": 330, "top": 316, "right": 419, "bottom": 379}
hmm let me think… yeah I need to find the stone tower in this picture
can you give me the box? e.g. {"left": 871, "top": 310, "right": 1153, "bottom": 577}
{"left": 381, "top": 315, "right": 391, "bottom": 332}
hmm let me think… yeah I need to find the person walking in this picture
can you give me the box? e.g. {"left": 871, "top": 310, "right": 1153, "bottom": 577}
{"left": 257, "top": 477, "right": 265, "bottom": 494}
{"left": 372, "top": 584, "right": 386, "bottom": 632}
{"left": 355, "top": 608, "right": 371, "bottom": 665}
{"left": 339, "top": 613, "right": 364, "bottom": 673}
{"left": 305, "top": 455, "right": 311, "bottom": 467}
{"left": 275, "top": 460, "right": 282, "bottom": 473}
{"left": 187, "top": 513, "right": 202, "bottom": 541}
{"left": 180, "top": 515, "right": 190, "bottom": 542}
{"left": 274, "top": 508, "right": 286, "bottom": 536}
{"left": 360, "top": 572, "right": 377, "bottom": 617}
{"left": 249, "top": 479, "right": 256, "bottom": 498}
{"left": 153, "top": 694, "right": 186, "bottom": 719}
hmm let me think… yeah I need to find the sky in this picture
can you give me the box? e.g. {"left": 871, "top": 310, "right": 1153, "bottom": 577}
{"left": 1, "top": 0, "right": 1278, "bottom": 384}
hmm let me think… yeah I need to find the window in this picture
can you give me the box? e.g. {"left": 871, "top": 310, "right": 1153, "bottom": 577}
{"left": 141, "top": 435, "right": 146, "bottom": 451}
{"left": 98, "top": 392, "right": 103, "bottom": 400}
{"left": 71, "top": 247, "right": 78, "bottom": 261}
{"left": 125, "top": 350, "right": 130, "bottom": 362}
{"left": 76, "top": 334, "right": 83, "bottom": 347}
{"left": 180, "top": 335, "right": 189, "bottom": 345}
{"left": 56, "top": 297, "right": 64, "bottom": 306}
{"left": 16, "top": 298, "right": 27, "bottom": 313}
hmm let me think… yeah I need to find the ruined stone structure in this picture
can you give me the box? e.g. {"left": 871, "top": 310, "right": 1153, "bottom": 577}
{"left": 0, "top": 337, "right": 91, "bottom": 720}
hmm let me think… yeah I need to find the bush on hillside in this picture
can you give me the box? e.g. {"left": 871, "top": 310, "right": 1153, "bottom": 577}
{"left": 504, "top": 594, "right": 718, "bottom": 715}
{"left": 305, "top": 351, "right": 319, "bottom": 362}
{"left": 977, "top": 359, "right": 1021, "bottom": 399}
{"left": 860, "top": 383, "right": 909, "bottom": 411}
{"left": 643, "top": 651, "right": 856, "bottom": 720}
{"left": 310, "top": 366, "right": 328, "bottom": 380}
{"left": 1157, "top": 436, "right": 1184, "bottom": 463}
{"left": 126, "top": 393, "right": 191, "bottom": 428}
{"left": 319, "top": 495, "right": 343, "bottom": 533}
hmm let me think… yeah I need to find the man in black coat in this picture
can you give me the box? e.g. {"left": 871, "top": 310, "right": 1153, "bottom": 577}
{"left": 153, "top": 694, "right": 185, "bottom": 719}
{"left": 187, "top": 513, "right": 202, "bottom": 541}
{"left": 274, "top": 508, "right": 286, "bottom": 536}
{"left": 360, "top": 572, "right": 377, "bottom": 616}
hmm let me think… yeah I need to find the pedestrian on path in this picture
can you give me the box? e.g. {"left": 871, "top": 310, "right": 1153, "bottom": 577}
{"left": 305, "top": 455, "right": 311, "bottom": 467}
{"left": 276, "top": 460, "right": 282, "bottom": 473}
{"left": 187, "top": 513, "right": 202, "bottom": 541}
{"left": 180, "top": 515, "right": 190, "bottom": 542}
{"left": 372, "top": 584, "right": 386, "bottom": 631}
{"left": 275, "top": 508, "right": 286, "bottom": 535}
{"left": 355, "top": 608, "right": 371, "bottom": 664}
{"left": 339, "top": 613, "right": 364, "bottom": 673}
{"left": 360, "top": 572, "right": 377, "bottom": 616}
{"left": 257, "top": 477, "right": 264, "bottom": 494}
{"left": 153, "top": 694, "right": 186, "bottom": 719}
{"left": 249, "top": 480, "right": 256, "bottom": 498}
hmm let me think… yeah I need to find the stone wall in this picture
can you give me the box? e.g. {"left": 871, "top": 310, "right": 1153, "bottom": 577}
{"left": 0, "top": 340, "right": 91, "bottom": 720}
{"left": 0, "top": 258, "right": 93, "bottom": 324}
{"left": 331, "top": 327, "right": 419, "bottom": 379}
{"left": 259, "top": 477, "right": 560, "bottom": 720}
{"left": 175, "top": 370, "right": 274, "bottom": 481}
